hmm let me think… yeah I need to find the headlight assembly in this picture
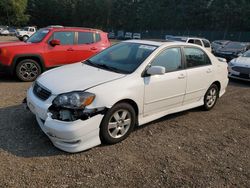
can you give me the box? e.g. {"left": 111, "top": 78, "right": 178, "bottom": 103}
{"left": 53, "top": 92, "right": 95, "bottom": 109}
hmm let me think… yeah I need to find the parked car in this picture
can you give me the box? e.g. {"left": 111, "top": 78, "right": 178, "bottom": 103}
{"left": 211, "top": 40, "right": 230, "bottom": 53}
{"left": 0, "top": 26, "right": 111, "bottom": 81}
{"left": 0, "top": 29, "right": 10, "bottom": 35}
{"left": 228, "top": 50, "right": 250, "bottom": 81}
{"left": 25, "top": 40, "right": 228, "bottom": 153}
{"left": 108, "top": 32, "right": 115, "bottom": 39}
{"left": 124, "top": 32, "right": 133, "bottom": 40}
{"left": 133, "top": 33, "right": 141, "bottom": 39}
{"left": 16, "top": 26, "right": 37, "bottom": 41}
{"left": 167, "top": 36, "right": 212, "bottom": 52}
{"left": 214, "top": 41, "right": 250, "bottom": 61}
{"left": 165, "top": 35, "right": 173, "bottom": 40}
{"left": 117, "top": 30, "right": 124, "bottom": 40}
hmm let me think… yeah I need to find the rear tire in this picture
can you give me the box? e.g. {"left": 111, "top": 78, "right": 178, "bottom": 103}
{"left": 203, "top": 84, "right": 219, "bottom": 111}
{"left": 16, "top": 59, "right": 41, "bottom": 82}
{"left": 100, "top": 103, "right": 136, "bottom": 144}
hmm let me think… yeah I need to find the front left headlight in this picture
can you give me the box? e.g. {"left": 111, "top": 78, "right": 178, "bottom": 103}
{"left": 53, "top": 91, "right": 95, "bottom": 109}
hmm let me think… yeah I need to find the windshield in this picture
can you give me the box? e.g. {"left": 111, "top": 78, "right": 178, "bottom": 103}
{"left": 27, "top": 29, "right": 50, "bottom": 43}
{"left": 87, "top": 42, "right": 157, "bottom": 74}
{"left": 23, "top": 27, "right": 29, "bottom": 31}
{"left": 225, "top": 42, "right": 246, "bottom": 49}
{"left": 242, "top": 50, "right": 250, "bottom": 57}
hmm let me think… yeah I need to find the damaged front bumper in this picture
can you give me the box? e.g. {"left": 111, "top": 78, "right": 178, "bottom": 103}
{"left": 25, "top": 87, "right": 105, "bottom": 153}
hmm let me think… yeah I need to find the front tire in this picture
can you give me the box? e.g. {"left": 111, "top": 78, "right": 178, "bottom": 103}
{"left": 22, "top": 35, "right": 29, "bottom": 41}
{"left": 100, "top": 103, "right": 136, "bottom": 144}
{"left": 203, "top": 84, "right": 219, "bottom": 111}
{"left": 16, "top": 59, "right": 42, "bottom": 82}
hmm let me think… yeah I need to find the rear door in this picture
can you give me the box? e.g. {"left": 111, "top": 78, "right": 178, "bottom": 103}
{"left": 144, "top": 47, "right": 187, "bottom": 116}
{"left": 183, "top": 47, "right": 214, "bottom": 105}
{"left": 44, "top": 31, "right": 76, "bottom": 67}
{"left": 73, "top": 31, "right": 99, "bottom": 62}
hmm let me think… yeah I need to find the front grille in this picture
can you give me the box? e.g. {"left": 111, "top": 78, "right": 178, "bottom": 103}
{"left": 232, "top": 66, "right": 250, "bottom": 74}
{"left": 33, "top": 82, "right": 51, "bottom": 101}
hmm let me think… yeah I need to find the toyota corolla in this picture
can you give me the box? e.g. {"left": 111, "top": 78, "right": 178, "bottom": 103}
{"left": 25, "top": 40, "right": 228, "bottom": 152}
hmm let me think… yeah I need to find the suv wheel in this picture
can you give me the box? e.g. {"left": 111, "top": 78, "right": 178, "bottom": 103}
{"left": 100, "top": 103, "right": 136, "bottom": 144}
{"left": 16, "top": 59, "right": 41, "bottom": 82}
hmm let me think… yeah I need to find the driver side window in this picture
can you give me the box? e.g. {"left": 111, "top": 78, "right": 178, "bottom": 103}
{"left": 151, "top": 48, "right": 182, "bottom": 72}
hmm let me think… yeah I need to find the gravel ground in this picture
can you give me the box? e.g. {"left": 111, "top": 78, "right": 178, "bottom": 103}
{"left": 0, "top": 36, "right": 250, "bottom": 187}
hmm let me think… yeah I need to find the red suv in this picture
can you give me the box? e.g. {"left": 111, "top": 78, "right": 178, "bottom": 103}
{"left": 0, "top": 26, "right": 111, "bottom": 81}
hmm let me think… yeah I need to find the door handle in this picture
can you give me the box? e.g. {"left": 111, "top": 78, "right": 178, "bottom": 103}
{"left": 178, "top": 73, "right": 185, "bottom": 79}
{"left": 90, "top": 47, "right": 97, "bottom": 50}
{"left": 67, "top": 48, "right": 74, "bottom": 51}
{"left": 206, "top": 68, "right": 212, "bottom": 73}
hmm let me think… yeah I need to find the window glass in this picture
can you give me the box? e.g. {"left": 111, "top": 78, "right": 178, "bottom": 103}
{"left": 53, "top": 32, "right": 74, "bottom": 45}
{"left": 151, "top": 48, "right": 182, "bottom": 72}
{"left": 27, "top": 29, "right": 49, "bottom": 43}
{"left": 184, "top": 48, "right": 211, "bottom": 68}
{"left": 194, "top": 40, "right": 202, "bottom": 46}
{"left": 95, "top": 33, "right": 101, "bottom": 42}
{"left": 202, "top": 40, "right": 211, "bottom": 47}
{"left": 88, "top": 43, "right": 157, "bottom": 74}
{"left": 188, "top": 39, "right": 195, "bottom": 44}
{"left": 78, "top": 32, "right": 94, "bottom": 44}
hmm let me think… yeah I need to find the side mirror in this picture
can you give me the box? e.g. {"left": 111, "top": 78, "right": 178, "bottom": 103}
{"left": 50, "top": 39, "right": 60, "bottom": 46}
{"left": 147, "top": 66, "right": 165, "bottom": 75}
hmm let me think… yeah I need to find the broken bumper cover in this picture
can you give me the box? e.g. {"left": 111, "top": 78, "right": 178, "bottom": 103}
{"left": 26, "top": 87, "right": 103, "bottom": 153}
{"left": 36, "top": 114, "right": 103, "bottom": 153}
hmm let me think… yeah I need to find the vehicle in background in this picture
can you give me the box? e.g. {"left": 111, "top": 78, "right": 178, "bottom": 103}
{"left": 133, "top": 33, "right": 141, "bottom": 39}
{"left": 167, "top": 36, "right": 212, "bottom": 52}
{"left": 108, "top": 31, "right": 115, "bottom": 39}
{"left": 117, "top": 30, "right": 124, "bottom": 40}
{"left": 16, "top": 26, "right": 37, "bottom": 41}
{"left": 228, "top": 50, "right": 250, "bottom": 81}
{"left": 25, "top": 40, "right": 228, "bottom": 152}
{"left": 211, "top": 40, "right": 230, "bottom": 53}
{"left": 165, "top": 35, "right": 173, "bottom": 40}
{"left": 0, "top": 29, "right": 10, "bottom": 35}
{"left": 214, "top": 42, "right": 250, "bottom": 61}
{"left": 0, "top": 28, "right": 16, "bottom": 36}
{"left": 124, "top": 32, "right": 132, "bottom": 40}
{"left": 0, "top": 26, "right": 111, "bottom": 82}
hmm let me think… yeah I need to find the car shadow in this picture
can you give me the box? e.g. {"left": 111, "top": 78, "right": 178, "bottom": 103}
{"left": 0, "top": 104, "right": 66, "bottom": 157}
{"left": 229, "top": 78, "right": 250, "bottom": 88}
{"left": 0, "top": 73, "right": 19, "bottom": 83}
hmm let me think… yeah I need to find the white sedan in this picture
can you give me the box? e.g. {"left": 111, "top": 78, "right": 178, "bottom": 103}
{"left": 25, "top": 40, "right": 228, "bottom": 153}
{"left": 228, "top": 50, "right": 250, "bottom": 81}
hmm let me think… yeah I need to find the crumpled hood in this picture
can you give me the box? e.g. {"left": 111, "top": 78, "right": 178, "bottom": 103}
{"left": 232, "top": 57, "right": 250, "bottom": 66}
{"left": 37, "top": 62, "right": 126, "bottom": 95}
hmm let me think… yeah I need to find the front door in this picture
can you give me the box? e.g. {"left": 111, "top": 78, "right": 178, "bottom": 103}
{"left": 144, "top": 47, "right": 187, "bottom": 116}
{"left": 44, "top": 31, "right": 76, "bottom": 67}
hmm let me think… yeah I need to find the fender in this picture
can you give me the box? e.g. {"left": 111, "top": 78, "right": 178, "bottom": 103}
{"left": 11, "top": 54, "right": 46, "bottom": 74}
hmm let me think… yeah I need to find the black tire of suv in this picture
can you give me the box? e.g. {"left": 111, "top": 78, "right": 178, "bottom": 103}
{"left": 22, "top": 35, "right": 29, "bottom": 41}
{"left": 16, "top": 59, "right": 42, "bottom": 82}
{"left": 100, "top": 103, "right": 136, "bottom": 144}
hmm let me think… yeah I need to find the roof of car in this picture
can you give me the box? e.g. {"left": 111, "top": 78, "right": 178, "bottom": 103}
{"left": 44, "top": 26, "right": 103, "bottom": 32}
{"left": 124, "top": 40, "right": 188, "bottom": 47}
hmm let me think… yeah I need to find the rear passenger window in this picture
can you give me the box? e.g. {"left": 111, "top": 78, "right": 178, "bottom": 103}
{"left": 184, "top": 48, "right": 211, "bottom": 68}
{"left": 202, "top": 40, "right": 211, "bottom": 48}
{"left": 78, "top": 32, "right": 94, "bottom": 44}
{"left": 151, "top": 48, "right": 182, "bottom": 72}
{"left": 194, "top": 40, "right": 202, "bottom": 46}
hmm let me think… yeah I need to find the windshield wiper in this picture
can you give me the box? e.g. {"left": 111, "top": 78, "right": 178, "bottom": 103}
{"left": 84, "top": 60, "right": 125, "bottom": 74}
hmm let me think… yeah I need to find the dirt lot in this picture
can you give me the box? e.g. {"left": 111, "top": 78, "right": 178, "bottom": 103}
{"left": 0, "top": 36, "right": 250, "bottom": 187}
